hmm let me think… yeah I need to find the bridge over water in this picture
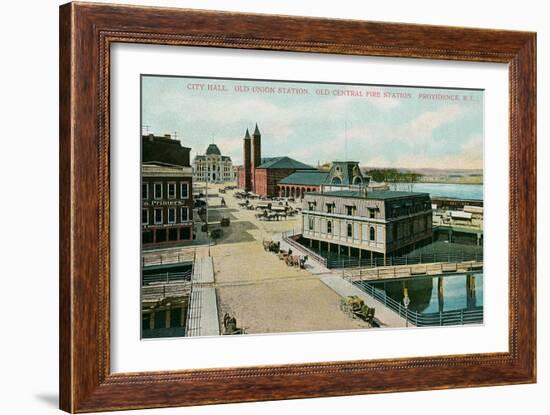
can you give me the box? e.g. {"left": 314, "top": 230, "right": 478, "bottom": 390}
{"left": 345, "top": 261, "right": 484, "bottom": 327}
{"left": 343, "top": 260, "right": 483, "bottom": 282}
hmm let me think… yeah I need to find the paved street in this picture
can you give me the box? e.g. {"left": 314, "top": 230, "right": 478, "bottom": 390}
{"left": 202, "top": 182, "right": 374, "bottom": 334}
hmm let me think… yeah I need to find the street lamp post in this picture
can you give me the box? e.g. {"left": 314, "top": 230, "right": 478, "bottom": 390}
{"left": 403, "top": 290, "right": 411, "bottom": 328}
{"left": 205, "top": 170, "right": 210, "bottom": 246}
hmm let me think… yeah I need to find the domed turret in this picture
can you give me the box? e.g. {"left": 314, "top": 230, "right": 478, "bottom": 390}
{"left": 205, "top": 143, "right": 222, "bottom": 156}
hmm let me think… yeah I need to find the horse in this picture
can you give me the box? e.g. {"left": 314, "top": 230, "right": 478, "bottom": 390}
{"left": 286, "top": 255, "right": 300, "bottom": 267}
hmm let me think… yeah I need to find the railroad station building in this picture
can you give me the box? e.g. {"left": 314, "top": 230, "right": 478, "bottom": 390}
{"left": 193, "top": 143, "right": 235, "bottom": 182}
{"left": 278, "top": 170, "right": 329, "bottom": 199}
{"left": 237, "top": 124, "right": 316, "bottom": 197}
{"left": 301, "top": 176, "right": 432, "bottom": 263}
{"left": 278, "top": 161, "right": 389, "bottom": 200}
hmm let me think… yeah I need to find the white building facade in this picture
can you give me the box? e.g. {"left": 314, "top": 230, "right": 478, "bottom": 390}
{"left": 193, "top": 144, "right": 235, "bottom": 182}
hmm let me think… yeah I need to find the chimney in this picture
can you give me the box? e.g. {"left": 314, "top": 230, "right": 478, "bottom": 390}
{"left": 243, "top": 129, "right": 252, "bottom": 191}
{"left": 363, "top": 176, "right": 371, "bottom": 198}
{"left": 252, "top": 123, "right": 261, "bottom": 167}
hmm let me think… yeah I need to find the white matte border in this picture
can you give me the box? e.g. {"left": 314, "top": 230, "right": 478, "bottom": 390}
{"left": 111, "top": 44, "right": 509, "bottom": 373}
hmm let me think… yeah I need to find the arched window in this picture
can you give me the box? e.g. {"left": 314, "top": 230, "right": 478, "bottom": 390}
{"left": 331, "top": 177, "right": 342, "bottom": 184}
{"left": 353, "top": 176, "right": 363, "bottom": 185}
{"left": 347, "top": 223, "right": 353, "bottom": 238}
{"left": 327, "top": 221, "right": 332, "bottom": 234}
{"left": 370, "top": 226, "right": 376, "bottom": 241}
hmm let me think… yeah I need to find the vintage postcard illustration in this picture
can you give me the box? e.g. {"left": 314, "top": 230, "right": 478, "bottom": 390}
{"left": 140, "top": 75, "right": 483, "bottom": 338}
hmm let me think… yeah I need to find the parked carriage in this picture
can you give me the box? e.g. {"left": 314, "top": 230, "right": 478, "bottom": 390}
{"left": 262, "top": 240, "right": 280, "bottom": 253}
{"left": 340, "top": 296, "right": 376, "bottom": 326}
{"left": 256, "top": 202, "right": 272, "bottom": 210}
{"left": 284, "top": 254, "right": 308, "bottom": 268}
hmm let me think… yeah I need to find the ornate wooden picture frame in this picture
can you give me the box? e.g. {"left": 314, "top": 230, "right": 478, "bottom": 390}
{"left": 59, "top": 2, "right": 536, "bottom": 412}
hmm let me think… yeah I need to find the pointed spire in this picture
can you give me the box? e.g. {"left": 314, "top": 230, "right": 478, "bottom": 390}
{"left": 253, "top": 123, "right": 261, "bottom": 137}
{"left": 244, "top": 128, "right": 251, "bottom": 139}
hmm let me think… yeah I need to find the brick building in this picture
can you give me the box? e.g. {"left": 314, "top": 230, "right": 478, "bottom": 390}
{"left": 141, "top": 162, "right": 193, "bottom": 246}
{"left": 142, "top": 133, "right": 191, "bottom": 166}
{"left": 237, "top": 124, "right": 315, "bottom": 197}
{"left": 141, "top": 133, "right": 194, "bottom": 247}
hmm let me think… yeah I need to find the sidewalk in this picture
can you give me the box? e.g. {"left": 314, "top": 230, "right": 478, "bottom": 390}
{"left": 272, "top": 232, "right": 330, "bottom": 275}
{"left": 318, "top": 274, "right": 409, "bottom": 328}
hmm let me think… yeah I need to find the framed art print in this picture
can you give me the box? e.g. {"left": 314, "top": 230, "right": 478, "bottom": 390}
{"left": 59, "top": 2, "right": 536, "bottom": 412}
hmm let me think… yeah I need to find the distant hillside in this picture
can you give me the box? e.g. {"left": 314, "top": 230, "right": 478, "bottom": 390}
{"left": 362, "top": 166, "right": 483, "bottom": 184}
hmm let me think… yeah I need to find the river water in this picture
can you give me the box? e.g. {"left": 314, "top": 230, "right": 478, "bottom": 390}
{"left": 393, "top": 182, "right": 483, "bottom": 200}
{"left": 369, "top": 273, "right": 483, "bottom": 314}
{"left": 379, "top": 183, "right": 484, "bottom": 320}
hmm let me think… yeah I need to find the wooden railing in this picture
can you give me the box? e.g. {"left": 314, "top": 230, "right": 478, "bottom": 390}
{"left": 344, "top": 260, "right": 483, "bottom": 282}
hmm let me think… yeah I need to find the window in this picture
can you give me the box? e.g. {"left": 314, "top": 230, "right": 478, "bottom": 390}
{"left": 326, "top": 203, "right": 334, "bottom": 213}
{"left": 370, "top": 226, "right": 376, "bottom": 241}
{"left": 327, "top": 221, "right": 332, "bottom": 234}
{"left": 154, "top": 183, "right": 162, "bottom": 200}
{"left": 168, "top": 208, "right": 176, "bottom": 224}
{"left": 180, "top": 182, "right": 189, "bottom": 199}
{"left": 308, "top": 216, "right": 315, "bottom": 231}
{"left": 167, "top": 183, "right": 176, "bottom": 199}
{"left": 142, "top": 209, "right": 149, "bottom": 225}
{"left": 369, "top": 208, "right": 376, "bottom": 219}
{"left": 168, "top": 228, "right": 178, "bottom": 241}
{"left": 154, "top": 208, "right": 163, "bottom": 224}
{"left": 180, "top": 207, "right": 189, "bottom": 222}
{"left": 347, "top": 223, "right": 353, "bottom": 238}
{"left": 180, "top": 227, "right": 191, "bottom": 240}
{"left": 308, "top": 201, "right": 316, "bottom": 211}
{"left": 142, "top": 230, "right": 153, "bottom": 245}
{"left": 346, "top": 205, "right": 355, "bottom": 216}
{"left": 142, "top": 183, "right": 148, "bottom": 199}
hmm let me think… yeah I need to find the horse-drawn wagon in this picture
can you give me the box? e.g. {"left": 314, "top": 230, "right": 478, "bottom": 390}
{"left": 340, "top": 296, "right": 376, "bottom": 326}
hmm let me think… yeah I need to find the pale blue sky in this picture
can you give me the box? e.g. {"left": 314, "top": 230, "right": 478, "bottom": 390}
{"left": 142, "top": 76, "right": 483, "bottom": 169}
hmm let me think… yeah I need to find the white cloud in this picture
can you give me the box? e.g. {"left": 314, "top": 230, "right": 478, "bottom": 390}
{"left": 395, "top": 134, "right": 483, "bottom": 169}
